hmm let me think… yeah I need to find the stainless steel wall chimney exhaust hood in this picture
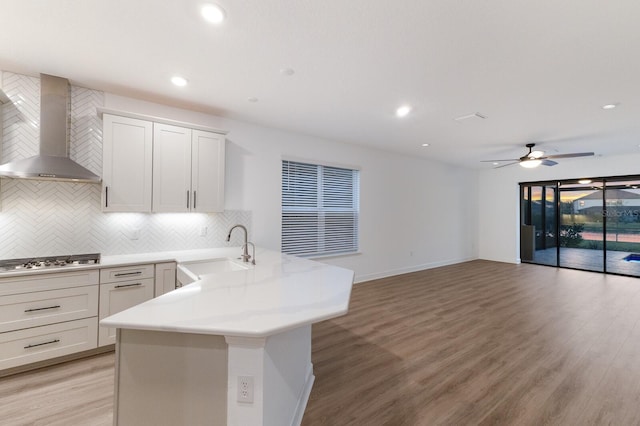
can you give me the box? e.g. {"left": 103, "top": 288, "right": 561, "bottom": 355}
{"left": 0, "top": 74, "right": 101, "bottom": 183}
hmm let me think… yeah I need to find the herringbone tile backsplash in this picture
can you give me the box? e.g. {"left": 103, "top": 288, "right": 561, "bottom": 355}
{"left": 0, "top": 72, "right": 250, "bottom": 259}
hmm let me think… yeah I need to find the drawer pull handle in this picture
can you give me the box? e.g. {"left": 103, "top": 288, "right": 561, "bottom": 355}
{"left": 24, "top": 305, "right": 61, "bottom": 313}
{"left": 114, "top": 271, "right": 142, "bottom": 277}
{"left": 115, "top": 283, "right": 142, "bottom": 289}
{"left": 24, "top": 339, "right": 60, "bottom": 349}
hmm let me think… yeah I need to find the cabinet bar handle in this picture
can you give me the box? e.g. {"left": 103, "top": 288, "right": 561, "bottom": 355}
{"left": 24, "top": 339, "right": 60, "bottom": 349}
{"left": 114, "top": 271, "right": 142, "bottom": 277}
{"left": 193, "top": 190, "right": 197, "bottom": 209}
{"left": 105, "top": 186, "right": 109, "bottom": 208}
{"left": 24, "top": 305, "right": 61, "bottom": 313}
{"left": 114, "top": 282, "right": 142, "bottom": 289}
{"left": 187, "top": 190, "right": 190, "bottom": 209}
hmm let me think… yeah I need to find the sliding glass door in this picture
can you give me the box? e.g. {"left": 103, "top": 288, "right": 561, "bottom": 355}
{"left": 520, "top": 175, "right": 640, "bottom": 277}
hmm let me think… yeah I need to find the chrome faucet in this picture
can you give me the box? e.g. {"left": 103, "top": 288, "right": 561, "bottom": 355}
{"left": 243, "top": 242, "right": 256, "bottom": 265}
{"left": 226, "top": 224, "right": 251, "bottom": 263}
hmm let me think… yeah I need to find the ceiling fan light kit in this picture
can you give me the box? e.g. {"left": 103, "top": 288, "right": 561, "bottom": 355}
{"left": 481, "top": 143, "right": 594, "bottom": 169}
{"left": 520, "top": 159, "right": 542, "bottom": 168}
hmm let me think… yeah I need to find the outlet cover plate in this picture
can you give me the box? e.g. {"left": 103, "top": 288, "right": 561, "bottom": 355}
{"left": 237, "top": 375, "right": 254, "bottom": 403}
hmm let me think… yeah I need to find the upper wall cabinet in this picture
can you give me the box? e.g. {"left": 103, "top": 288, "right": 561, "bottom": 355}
{"left": 191, "top": 129, "right": 225, "bottom": 212}
{"left": 100, "top": 109, "right": 226, "bottom": 213}
{"left": 102, "top": 115, "right": 153, "bottom": 212}
{"left": 152, "top": 124, "right": 225, "bottom": 213}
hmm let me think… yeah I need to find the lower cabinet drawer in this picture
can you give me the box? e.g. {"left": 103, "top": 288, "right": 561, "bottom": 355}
{"left": 0, "top": 286, "right": 99, "bottom": 333}
{"left": 0, "top": 318, "right": 98, "bottom": 370}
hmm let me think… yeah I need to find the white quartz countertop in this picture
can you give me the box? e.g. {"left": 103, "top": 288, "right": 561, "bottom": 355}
{"left": 0, "top": 247, "right": 251, "bottom": 278}
{"left": 101, "top": 247, "right": 354, "bottom": 338}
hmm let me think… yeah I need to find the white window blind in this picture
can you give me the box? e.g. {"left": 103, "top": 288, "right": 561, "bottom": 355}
{"left": 282, "top": 160, "right": 359, "bottom": 257}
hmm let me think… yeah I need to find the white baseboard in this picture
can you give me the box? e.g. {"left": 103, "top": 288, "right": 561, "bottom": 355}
{"left": 290, "top": 367, "right": 315, "bottom": 426}
{"left": 354, "top": 256, "right": 478, "bottom": 284}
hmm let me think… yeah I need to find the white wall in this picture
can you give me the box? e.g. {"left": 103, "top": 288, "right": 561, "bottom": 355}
{"left": 105, "top": 94, "right": 479, "bottom": 282}
{"left": 478, "top": 152, "right": 640, "bottom": 263}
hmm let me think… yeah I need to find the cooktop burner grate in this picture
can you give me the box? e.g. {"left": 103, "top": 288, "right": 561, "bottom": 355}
{"left": 0, "top": 253, "right": 101, "bottom": 273}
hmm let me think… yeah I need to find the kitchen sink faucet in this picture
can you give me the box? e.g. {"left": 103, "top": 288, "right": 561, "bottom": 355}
{"left": 226, "top": 224, "right": 252, "bottom": 263}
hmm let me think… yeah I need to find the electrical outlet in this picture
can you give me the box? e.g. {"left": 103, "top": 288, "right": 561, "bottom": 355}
{"left": 200, "top": 226, "right": 208, "bottom": 237}
{"left": 237, "top": 375, "right": 254, "bottom": 403}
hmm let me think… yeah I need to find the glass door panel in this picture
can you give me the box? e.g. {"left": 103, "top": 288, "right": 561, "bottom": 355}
{"left": 559, "top": 182, "right": 603, "bottom": 272}
{"left": 605, "top": 180, "right": 640, "bottom": 276}
{"left": 520, "top": 184, "right": 559, "bottom": 265}
{"left": 533, "top": 185, "right": 558, "bottom": 266}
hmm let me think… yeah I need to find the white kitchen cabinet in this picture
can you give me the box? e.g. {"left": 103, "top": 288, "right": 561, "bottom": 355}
{"left": 100, "top": 108, "right": 226, "bottom": 213}
{"left": 98, "top": 278, "right": 154, "bottom": 347}
{"left": 152, "top": 124, "right": 225, "bottom": 213}
{"left": 191, "top": 129, "right": 225, "bottom": 212}
{"left": 155, "top": 262, "right": 177, "bottom": 296}
{"left": 0, "top": 285, "right": 99, "bottom": 333}
{"left": 0, "top": 269, "right": 99, "bottom": 372}
{"left": 102, "top": 114, "right": 153, "bottom": 212}
{"left": 0, "top": 318, "right": 98, "bottom": 371}
{"left": 152, "top": 123, "right": 192, "bottom": 212}
{"left": 98, "top": 264, "right": 156, "bottom": 347}
{"left": 99, "top": 264, "right": 155, "bottom": 283}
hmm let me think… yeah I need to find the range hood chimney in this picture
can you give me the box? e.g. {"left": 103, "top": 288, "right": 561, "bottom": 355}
{"left": 0, "top": 74, "right": 101, "bottom": 183}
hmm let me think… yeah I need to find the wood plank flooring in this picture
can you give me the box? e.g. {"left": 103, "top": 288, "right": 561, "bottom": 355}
{"left": 2, "top": 260, "right": 640, "bottom": 425}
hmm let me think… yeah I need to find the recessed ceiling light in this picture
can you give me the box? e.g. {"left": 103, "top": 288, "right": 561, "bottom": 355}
{"left": 602, "top": 103, "right": 618, "bottom": 110}
{"left": 421, "top": 143, "right": 430, "bottom": 147}
{"left": 171, "top": 76, "right": 188, "bottom": 87}
{"left": 248, "top": 97, "right": 258, "bottom": 103}
{"left": 396, "top": 105, "right": 412, "bottom": 118}
{"left": 492, "top": 162, "right": 499, "bottom": 166}
{"left": 578, "top": 179, "right": 592, "bottom": 184}
{"left": 201, "top": 4, "right": 225, "bottom": 24}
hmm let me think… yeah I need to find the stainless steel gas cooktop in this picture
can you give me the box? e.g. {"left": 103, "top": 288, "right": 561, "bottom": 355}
{"left": 0, "top": 253, "right": 101, "bottom": 273}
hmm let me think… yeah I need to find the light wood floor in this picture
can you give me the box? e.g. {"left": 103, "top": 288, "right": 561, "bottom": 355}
{"left": 3, "top": 260, "right": 640, "bottom": 425}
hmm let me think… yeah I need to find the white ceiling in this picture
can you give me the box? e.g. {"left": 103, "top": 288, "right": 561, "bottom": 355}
{"left": 1, "top": 0, "right": 640, "bottom": 168}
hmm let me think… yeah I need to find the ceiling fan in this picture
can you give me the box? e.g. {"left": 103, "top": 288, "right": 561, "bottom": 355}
{"left": 481, "top": 143, "right": 595, "bottom": 168}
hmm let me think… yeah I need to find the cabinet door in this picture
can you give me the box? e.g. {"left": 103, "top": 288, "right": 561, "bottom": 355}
{"left": 98, "top": 278, "right": 154, "bottom": 346}
{"left": 102, "top": 115, "right": 153, "bottom": 212}
{"left": 154, "top": 262, "right": 177, "bottom": 296}
{"left": 191, "top": 130, "right": 225, "bottom": 212}
{"left": 152, "top": 123, "right": 192, "bottom": 212}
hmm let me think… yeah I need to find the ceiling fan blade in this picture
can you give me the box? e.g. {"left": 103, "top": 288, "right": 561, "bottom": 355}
{"left": 545, "top": 152, "right": 594, "bottom": 159}
{"left": 541, "top": 159, "right": 558, "bottom": 166}
{"left": 480, "top": 159, "right": 520, "bottom": 162}
{"left": 494, "top": 162, "right": 520, "bottom": 169}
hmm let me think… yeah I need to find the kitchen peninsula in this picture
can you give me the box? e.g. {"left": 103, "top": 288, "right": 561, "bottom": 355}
{"left": 101, "top": 247, "right": 354, "bottom": 426}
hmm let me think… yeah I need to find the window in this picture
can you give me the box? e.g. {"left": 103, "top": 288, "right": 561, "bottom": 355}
{"left": 282, "top": 160, "right": 360, "bottom": 257}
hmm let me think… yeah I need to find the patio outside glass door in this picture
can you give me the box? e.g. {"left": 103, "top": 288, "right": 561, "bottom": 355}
{"left": 605, "top": 179, "right": 640, "bottom": 276}
{"left": 559, "top": 181, "right": 603, "bottom": 272}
